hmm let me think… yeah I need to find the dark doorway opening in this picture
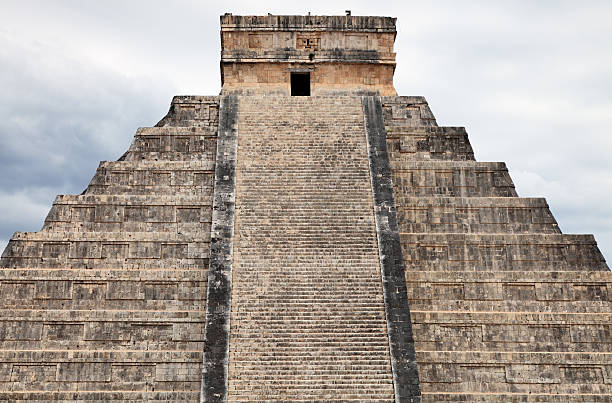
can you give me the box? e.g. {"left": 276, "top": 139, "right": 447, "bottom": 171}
{"left": 291, "top": 72, "right": 310, "bottom": 96}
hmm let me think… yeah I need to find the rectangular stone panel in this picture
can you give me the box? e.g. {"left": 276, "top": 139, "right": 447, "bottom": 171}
{"left": 57, "top": 362, "right": 112, "bottom": 381}
{"left": 69, "top": 242, "right": 102, "bottom": 259}
{"left": 129, "top": 242, "right": 161, "bottom": 259}
{"left": 36, "top": 281, "right": 72, "bottom": 299}
{"left": 73, "top": 282, "right": 106, "bottom": 300}
{"left": 573, "top": 284, "right": 609, "bottom": 301}
{"left": 84, "top": 322, "right": 131, "bottom": 341}
{"left": 130, "top": 323, "right": 173, "bottom": 341}
{"left": 418, "top": 363, "right": 460, "bottom": 383}
{"left": 106, "top": 281, "right": 145, "bottom": 300}
{"left": 570, "top": 325, "right": 610, "bottom": 342}
{"left": 111, "top": 364, "right": 155, "bottom": 382}
{"left": 155, "top": 362, "right": 200, "bottom": 382}
{"left": 101, "top": 243, "right": 129, "bottom": 258}
{"left": 0, "top": 322, "right": 42, "bottom": 341}
{"left": 41, "top": 242, "right": 69, "bottom": 258}
{"left": 95, "top": 205, "right": 123, "bottom": 222}
{"left": 160, "top": 243, "right": 188, "bottom": 259}
{"left": 561, "top": 366, "right": 605, "bottom": 383}
{"left": 144, "top": 282, "right": 178, "bottom": 300}
{"left": 10, "top": 364, "right": 57, "bottom": 383}
{"left": 42, "top": 323, "right": 84, "bottom": 341}
{"left": 505, "top": 364, "right": 561, "bottom": 384}
{"left": 461, "top": 365, "right": 507, "bottom": 384}
{"left": 0, "top": 282, "right": 36, "bottom": 299}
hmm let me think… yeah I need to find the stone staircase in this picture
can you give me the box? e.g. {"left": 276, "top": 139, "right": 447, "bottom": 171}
{"left": 0, "top": 92, "right": 609, "bottom": 401}
{"left": 227, "top": 96, "right": 395, "bottom": 400}
{"left": 382, "top": 102, "right": 612, "bottom": 401}
{"left": 0, "top": 96, "right": 217, "bottom": 400}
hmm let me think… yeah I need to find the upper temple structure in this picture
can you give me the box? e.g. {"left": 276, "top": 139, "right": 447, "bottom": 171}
{"left": 0, "top": 13, "right": 610, "bottom": 402}
{"left": 220, "top": 14, "right": 398, "bottom": 96}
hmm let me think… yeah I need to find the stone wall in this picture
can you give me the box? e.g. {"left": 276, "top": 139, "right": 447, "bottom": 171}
{"left": 0, "top": 96, "right": 218, "bottom": 400}
{"left": 384, "top": 97, "right": 612, "bottom": 401}
{"left": 221, "top": 62, "right": 396, "bottom": 96}
{"left": 220, "top": 14, "right": 397, "bottom": 96}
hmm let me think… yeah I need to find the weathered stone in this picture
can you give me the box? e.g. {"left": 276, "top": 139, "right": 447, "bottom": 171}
{"left": 0, "top": 12, "right": 610, "bottom": 403}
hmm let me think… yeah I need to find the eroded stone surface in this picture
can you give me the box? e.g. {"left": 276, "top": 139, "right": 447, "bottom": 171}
{"left": 0, "top": 12, "right": 610, "bottom": 402}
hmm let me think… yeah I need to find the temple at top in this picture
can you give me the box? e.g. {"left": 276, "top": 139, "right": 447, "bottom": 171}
{"left": 0, "top": 12, "right": 610, "bottom": 403}
{"left": 220, "top": 13, "right": 397, "bottom": 95}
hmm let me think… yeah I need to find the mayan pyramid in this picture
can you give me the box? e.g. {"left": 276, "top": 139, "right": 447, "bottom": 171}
{"left": 1, "top": 13, "right": 610, "bottom": 402}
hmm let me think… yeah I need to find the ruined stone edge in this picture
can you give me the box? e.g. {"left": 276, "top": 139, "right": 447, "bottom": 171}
{"left": 362, "top": 96, "right": 422, "bottom": 403}
{"left": 201, "top": 95, "right": 239, "bottom": 403}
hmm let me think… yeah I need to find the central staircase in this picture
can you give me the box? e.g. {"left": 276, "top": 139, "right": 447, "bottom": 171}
{"left": 227, "top": 96, "right": 395, "bottom": 400}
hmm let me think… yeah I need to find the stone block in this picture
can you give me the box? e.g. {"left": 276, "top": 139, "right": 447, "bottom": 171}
{"left": 111, "top": 364, "right": 155, "bottom": 382}
{"left": 84, "top": 322, "right": 131, "bottom": 341}
{"left": 505, "top": 364, "right": 561, "bottom": 384}
{"left": 57, "top": 363, "right": 112, "bottom": 382}
{"left": 155, "top": 363, "right": 200, "bottom": 382}
{"left": 0, "top": 322, "right": 42, "bottom": 341}
{"left": 42, "top": 323, "right": 83, "bottom": 341}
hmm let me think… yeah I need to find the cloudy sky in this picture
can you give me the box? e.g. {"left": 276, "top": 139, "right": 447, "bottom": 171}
{"left": 1, "top": 0, "right": 611, "bottom": 264}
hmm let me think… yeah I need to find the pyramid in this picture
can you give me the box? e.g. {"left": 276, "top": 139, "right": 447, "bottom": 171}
{"left": 1, "top": 13, "right": 610, "bottom": 402}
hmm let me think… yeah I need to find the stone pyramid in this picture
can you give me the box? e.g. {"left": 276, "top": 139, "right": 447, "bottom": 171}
{"left": 1, "top": 13, "right": 610, "bottom": 402}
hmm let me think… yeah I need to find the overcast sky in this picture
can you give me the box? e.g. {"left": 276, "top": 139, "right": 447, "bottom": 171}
{"left": 1, "top": 0, "right": 611, "bottom": 264}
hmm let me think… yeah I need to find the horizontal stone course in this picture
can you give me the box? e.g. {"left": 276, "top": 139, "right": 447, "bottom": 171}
{"left": 386, "top": 126, "right": 475, "bottom": 161}
{"left": 391, "top": 160, "right": 517, "bottom": 197}
{"left": 397, "top": 196, "right": 560, "bottom": 234}
{"left": 123, "top": 127, "right": 218, "bottom": 162}
{"left": 401, "top": 233, "right": 606, "bottom": 271}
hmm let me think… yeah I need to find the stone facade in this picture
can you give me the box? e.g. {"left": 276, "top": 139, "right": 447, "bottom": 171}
{"left": 220, "top": 14, "right": 397, "bottom": 96}
{"left": 0, "top": 13, "right": 610, "bottom": 402}
{"left": 383, "top": 98, "right": 611, "bottom": 401}
{"left": 0, "top": 96, "right": 218, "bottom": 400}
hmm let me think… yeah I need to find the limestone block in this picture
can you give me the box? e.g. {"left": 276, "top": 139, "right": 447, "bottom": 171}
{"left": 57, "top": 362, "right": 112, "bottom": 381}
{"left": 111, "top": 364, "right": 155, "bottom": 382}
{"left": 0, "top": 364, "right": 12, "bottom": 381}
{"left": 36, "top": 280, "right": 72, "bottom": 299}
{"left": 155, "top": 362, "right": 200, "bottom": 382}
{"left": 84, "top": 322, "right": 131, "bottom": 341}
{"left": 0, "top": 322, "right": 42, "bottom": 341}
{"left": 42, "top": 323, "right": 84, "bottom": 341}
{"left": 144, "top": 282, "right": 178, "bottom": 300}
{"left": 10, "top": 364, "right": 57, "bottom": 383}
{"left": 73, "top": 282, "right": 106, "bottom": 300}
{"left": 570, "top": 325, "right": 610, "bottom": 342}
{"left": 0, "top": 282, "right": 36, "bottom": 300}
{"left": 105, "top": 281, "right": 145, "bottom": 300}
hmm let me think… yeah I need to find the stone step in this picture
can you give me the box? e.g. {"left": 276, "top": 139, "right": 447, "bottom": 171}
{"left": 122, "top": 126, "right": 217, "bottom": 162}
{"left": 416, "top": 351, "right": 612, "bottom": 395}
{"left": 227, "top": 95, "right": 396, "bottom": 398}
{"left": 409, "top": 299, "right": 611, "bottom": 314}
{"left": 391, "top": 160, "right": 517, "bottom": 197}
{"left": 0, "top": 350, "right": 202, "bottom": 393}
{"left": 380, "top": 95, "right": 438, "bottom": 127}
{"left": 0, "top": 392, "right": 201, "bottom": 401}
{"left": 1, "top": 232, "right": 209, "bottom": 269}
{"left": 410, "top": 310, "right": 610, "bottom": 353}
{"left": 84, "top": 160, "right": 214, "bottom": 195}
{"left": 406, "top": 270, "right": 611, "bottom": 305}
{"left": 0, "top": 268, "right": 207, "bottom": 311}
{"left": 386, "top": 126, "right": 475, "bottom": 161}
{"left": 43, "top": 194, "right": 212, "bottom": 232}
{"left": 421, "top": 393, "right": 612, "bottom": 402}
{"left": 155, "top": 95, "right": 219, "bottom": 128}
{"left": 397, "top": 196, "right": 560, "bottom": 234}
{"left": 401, "top": 233, "right": 608, "bottom": 271}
